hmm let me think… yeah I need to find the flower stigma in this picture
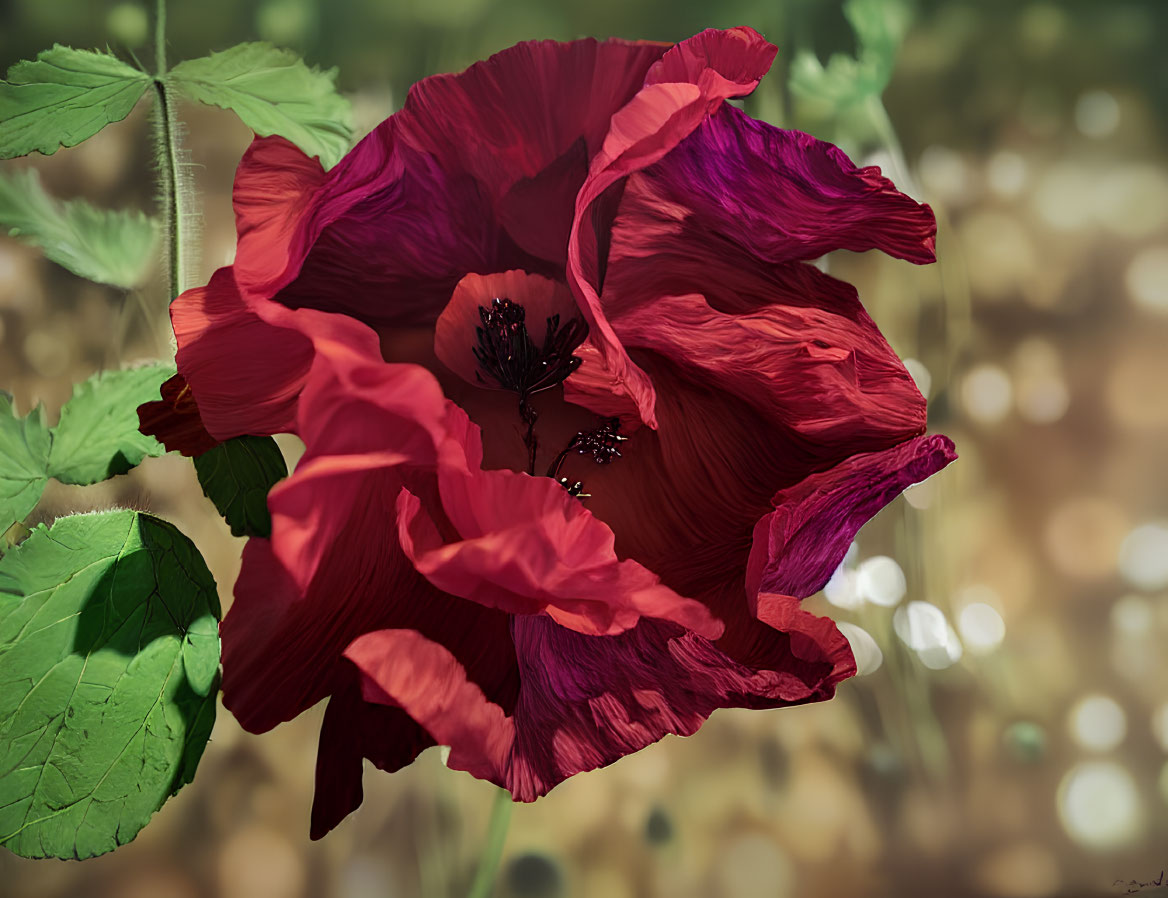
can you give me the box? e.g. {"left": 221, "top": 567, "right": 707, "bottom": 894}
{"left": 472, "top": 297, "right": 588, "bottom": 475}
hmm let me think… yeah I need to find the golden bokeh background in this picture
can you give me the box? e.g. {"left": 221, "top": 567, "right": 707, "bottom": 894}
{"left": 2, "top": 1, "right": 1167, "bottom": 896}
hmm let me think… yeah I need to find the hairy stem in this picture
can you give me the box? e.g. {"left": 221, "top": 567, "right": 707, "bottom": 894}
{"left": 152, "top": 0, "right": 194, "bottom": 307}
{"left": 466, "top": 787, "right": 512, "bottom": 898}
{"left": 152, "top": 79, "right": 183, "bottom": 304}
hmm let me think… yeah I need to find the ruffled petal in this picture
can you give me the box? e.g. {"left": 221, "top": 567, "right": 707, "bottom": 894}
{"left": 170, "top": 267, "right": 314, "bottom": 439}
{"left": 221, "top": 465, "right": 520, "bottom": 737}
{"left": 607, "top": 105, "right": 936, "bottom": 277}
{"left": 746, "top": 433, "right": 957, "bottom": 604}
{"left": 566, "top": 27, "right": 778, "bottom": 429}
{"left": 561, "top": 339, "right": 643, "bottom": 433}
{"left": 397, "top": 463, "right": 721, "bottom": 638}
{"left": 346, "top": 629, "right": 516, "bottom": 787}
{"left": 592, "top": 281, "right": 926, "bottom": 451}
{"left": 137, "top": 372, "right": 220, "bottom": 456}
{"left": 348, "top": 602, "right": 851, "bottom": 802}
{"left": 271, "top": 134, "right": 506, "bottom": 327}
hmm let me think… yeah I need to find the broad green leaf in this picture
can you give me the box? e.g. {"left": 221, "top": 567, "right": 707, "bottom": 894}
{"left": 0, "top": 169, "right": 159, "bottom": 288}
{"left": 47, "top": 362, "right": 176, "bottom": 485}
{"left": 0, "top": 393, "right": 51, "bottom": 536}
{"left": 790, "top": 0, "right": 911, "bottom": 109}
{"left": 0, "top": 510, "right": 220, "bottom": 859}
{"left": 168, "top": 43, "right": 351, "bottom": 169}
{"left": 194, "top": 435, "right": 287, "bottom": 537}
{"left": 0, "top": 45, "right": 151, "bottom": 159}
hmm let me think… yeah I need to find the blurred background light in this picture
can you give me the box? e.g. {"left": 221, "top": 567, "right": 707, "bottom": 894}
{"left": 1057, "top": 762, "right": 1143, "bottom": 850}
{"left": 856, "top": 556, "right": 906, "bottom": 607}
{"left": 960, "top": 364, "right": 1013, "bottom": 424}
{"left": 1118, "top": 523, "right": 1168, "bottom": 590}
{"left": 1073, "top": 89, "right": 1120, "bottom": 139}
{"left": 1067, "top": 694, "right": 1127, "bottom": 752}
{"left": 893, "top": 601, "right": 963, "bottom": 669}
{"left": 824, "top": 565, "right": 864, "bottom": 610}
{"left": 836, "top": 622, "right": 883, "bottom": 676}
{"left": 1125, "top": 246, "right": 1168, "bottom": 314}
{"left": 902, "top": 357, "right": 931, "bottom": 398}
{"left": 985, "top": 150, "right": 1028, "bottom": 198}
{"left": 957, "top": 602, "right": 1006, "bottom": 654}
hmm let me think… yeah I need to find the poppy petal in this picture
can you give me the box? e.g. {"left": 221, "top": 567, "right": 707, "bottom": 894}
{"left": 137, "top": 372, "right": 220, "bottom": 456}
{"left": 400, "top": 38, "right": 669, "bottom": 262}
{"left": 347, "top": 600, "right": 850, "bottom": 802}
{"left": 567, "top": 27, "right": 779, "bottom": 429}
{"left": 607, "top": 105, "right": 936, "bottom": 280}
{"left": 746, "top": 433, "right": 957, "bottom": 604}
{"left": 170, "top": 267, "right": 314, "bottom": 440}
{"left": 309, "top": 674, "right": 435, "bottom": 840}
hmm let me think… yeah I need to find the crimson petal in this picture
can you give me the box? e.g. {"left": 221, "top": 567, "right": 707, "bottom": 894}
{"left": 347, "top": 597, "right": 851, "bottom": 802}
{"left": 746, "top": 433, "right": 958, "bottom": 604}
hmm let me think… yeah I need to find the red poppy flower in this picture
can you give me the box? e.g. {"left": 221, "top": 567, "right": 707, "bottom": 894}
{"left": 141, "top": 26, "right": 955, "bottom": 837}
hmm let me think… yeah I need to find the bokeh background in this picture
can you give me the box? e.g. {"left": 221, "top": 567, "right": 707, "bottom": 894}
{"left": 2, "top": 1, "right": 1167, "bottom": 896}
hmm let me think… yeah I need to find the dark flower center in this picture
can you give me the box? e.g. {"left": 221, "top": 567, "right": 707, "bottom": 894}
{"left": 472, "top": 297, "right": 587, "bottom": 397}
{"left": 472, "top": 297, "right": 590, "bottom": 479}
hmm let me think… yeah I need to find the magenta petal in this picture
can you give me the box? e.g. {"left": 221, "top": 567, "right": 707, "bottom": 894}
{"left": 611, "top": 105, "right": 936, "bottom": 270}
{"left": 567, "top": 27, "right": 778, "bottom": 429}
{"left": 348, "top": 605, "right": 850, "bottom": 802}
{"left": 746, "top": 434, "right": 958, "bottom": 603}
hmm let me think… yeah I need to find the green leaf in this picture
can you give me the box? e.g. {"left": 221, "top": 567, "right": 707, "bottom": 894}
{"left": 790, "top": 0, "right": 912, "bottom": 110}
{"left": 194, "top": 435, "right": 287, "bottom": 538}
{"left": 0, "top": 393, "right": 51, "bottom": 537}
{"left": 47, "top": 362, "right": 176, "bottom": 485}
{"left": 168, "top": 42, "right": 351, "bottom": 169}
{"left": 0, "top": 45, "right": 151, "bottom": 159}
{"left": 0, "top": 510, "right": 220, "bottom": 859}
{"left": 0, "top": 169, "right": 159, "bottom": 288}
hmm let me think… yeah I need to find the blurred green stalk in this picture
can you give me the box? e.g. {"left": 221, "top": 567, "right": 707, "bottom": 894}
{"left": 466, "top": 787, "right": 512, "bottom": 898}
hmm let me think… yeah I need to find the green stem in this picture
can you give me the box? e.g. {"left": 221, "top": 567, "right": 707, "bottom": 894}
{"left": 154, "top": 0, "right": 167, "bottom": 75}
{"left": 865, "top": 93, "right": 915, "bottom": 195}
{"left": 153, "top": 77, "right": 184, "bottom": 303}
{"left": 466, "top": 788, "right": 512, "bottom": 898}
{"left": 151, "top": 0, "right": 188, "bottom": 307}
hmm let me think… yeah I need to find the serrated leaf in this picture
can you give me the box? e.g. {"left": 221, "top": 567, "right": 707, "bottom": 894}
{"left": 48, "top": 362, "right": 177, "bottom": 485}
{"left": 0, "top": 510, "right": 220, "bottom": 859}
{"left": 790, "top": 0, "right": 911, "bottom": 109}
{"left": 0, "top": 45, "right": 151, "bottom": 159}
{"left": 0, "top": 169, "right": 159, "bottom": 288}
{"left": 193, "top": 435, "right": 287, "bottom": 538}
{"left": 168, "top": 43, "right": 351, "bottom": 169}
{"left": 0, "top": 393, "right": 51, "bottom": 537}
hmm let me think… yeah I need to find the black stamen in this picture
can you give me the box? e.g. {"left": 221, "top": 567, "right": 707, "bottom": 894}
{"left": 472, "top": 296, "right": 589, "bottom": 476}
{"left": 472, "top": 298, "right": 587, "bottom": 398}
{"left": 546, "top": 417, "right": 629, "bottom": 497}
